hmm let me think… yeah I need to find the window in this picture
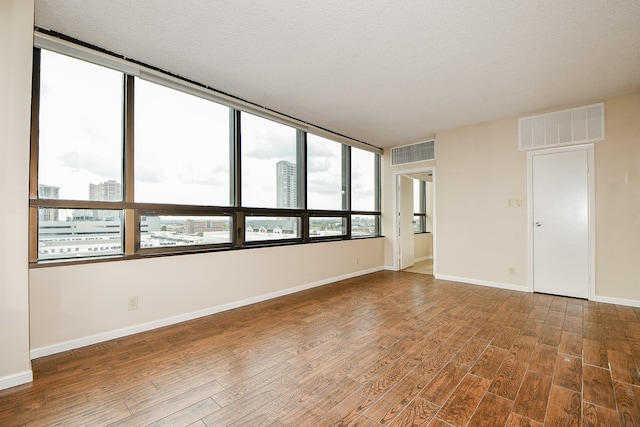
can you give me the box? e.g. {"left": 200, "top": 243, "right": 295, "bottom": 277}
{"left": 412, "top": 178, "right": 433, "bottom": 233}
{"left": 139, "top": 215, "right": 232, "bottom": 250}
{"left": 241, "top": 113, "right": 299, "bottom": 209}
{"left": 30, "top": 41, "right": 381, "bottom": 264}
{"left": 307, "top": 134, "right": 345, "bottom": 211}
{"left": 350, "top": 147, "right": 380, "bottom": 237}
{"left": 351, "top": 148, "right": 378, "bottom": 212}
{"left": 351, "top": 215, "right": 378, "bottom": 237}
{"left": 413, "top": 179, "right": 426, "bottom": 233}
{"left": 37, "top": 208, "right": 123, "bottom": 260}
{"left": 135, "top": 79, "right": 231, "bottom": 206}
{"left": 309, "top": 217, "right": 347, "bottom": 238}
{"left": 38, "top": 50, "right": 123, "bottom": 201}
{"left": 245, "top": 216, "right": 301, "bottom": 242}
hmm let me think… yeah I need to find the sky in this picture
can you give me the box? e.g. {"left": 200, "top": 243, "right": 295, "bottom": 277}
{"left": 38, "top": 49, "right": 376, "bottom": 212}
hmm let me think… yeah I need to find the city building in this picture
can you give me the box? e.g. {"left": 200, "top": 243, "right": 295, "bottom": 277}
{"left": 37, "top": 184, "right": 59, "bottom": 221}
{"left": 89, "top": 179, "right": 121, "bottom": 202}
{"left": 276, "top": 160, "right": 297, "bottom": 208}
{"left": 184, "top": 218, "right": 226, "bottom": 234}
{"left": 3, "top": 2, "right": 640, "bottom": 425}
{"left": 89, "top": 180, "right": 122, "bottom": 220}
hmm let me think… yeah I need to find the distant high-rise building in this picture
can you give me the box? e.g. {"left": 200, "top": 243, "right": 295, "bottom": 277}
{"left": 38, "top": 184, "right": 60, "bottom": 221}
{"left": 276, "top": 160, "right": 297, "bottom": 208}
{"left": 89, "top": 180, "right": 122, "bottom": 220}
{"left": 90, "top": 180, "right": 121, "bottom": 202}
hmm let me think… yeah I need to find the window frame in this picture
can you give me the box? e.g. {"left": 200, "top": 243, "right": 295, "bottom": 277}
{"left": 29, "top": 36, "right": 382, "bottom": 266}
{"left": 413, "top": 180, "right": 428, "bottom": 234}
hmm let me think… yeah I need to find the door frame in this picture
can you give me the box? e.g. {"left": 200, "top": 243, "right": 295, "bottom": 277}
{"left": 526, "top": 144, "right": 595, "bottom": 297}
{"left": 392, "top": 166, "right": 436, "bottom": 272}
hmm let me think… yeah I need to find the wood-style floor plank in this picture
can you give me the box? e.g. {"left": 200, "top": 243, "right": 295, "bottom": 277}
{"left": 583, "top": 365, "right": 616, "bottom": 410}
{"left": 552, "top": 353, "right": 582, "bottom": 392}
{"left": 436, "top": 374, "right": 490, "bottom": 426}
{"left": 467, "top": 392, "right": 513, "bottom": 427}
{"left": 512, "top": 371, "right": 553, "bottom": 423}
{"left": 1, "top": 271, "right": 639, "bottom": 426}
{"left": 582, "top": 403, "right": 620, "bottom": 427}
{"left": 544, "top": 385, "right": 581, "bottom": 427}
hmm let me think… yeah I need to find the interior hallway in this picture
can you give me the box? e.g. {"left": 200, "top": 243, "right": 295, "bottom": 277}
{"left": 404, "top": 259, "right": 434, "bottom": 275}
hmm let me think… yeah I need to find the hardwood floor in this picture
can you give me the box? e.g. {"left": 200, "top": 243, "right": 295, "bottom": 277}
{"left": 1, "top": 271, "right": 639, "bottom": 426}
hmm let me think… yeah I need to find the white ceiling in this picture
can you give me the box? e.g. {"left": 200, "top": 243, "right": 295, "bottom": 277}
{"left": 34, "top": 0, "right": 640, "bottom": 149}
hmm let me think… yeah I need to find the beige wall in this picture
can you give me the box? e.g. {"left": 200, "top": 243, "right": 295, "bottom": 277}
{"left": 30, "top": 238, "right": 384, "bottom": 355}
{"left": 0, "top": 0, "right": 34, "bottom": 389}
{"left": 435, "top": 117, "right": 529, "bottom": 289}
{"left": 594, "top": 93, "right": 640, "bottom": 303}
{"left": 403, "top": 92, "right": 640, "bottom": 304}
{"left": 414, "top": 233, "right": 433, "bottom": 260}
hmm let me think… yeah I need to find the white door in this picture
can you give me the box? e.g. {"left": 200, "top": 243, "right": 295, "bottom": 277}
{"left": 532, "top": 148, "right": 590, "bottom": 298}
{"left": 398, "top": 176, "right": 415, "bottom": 269}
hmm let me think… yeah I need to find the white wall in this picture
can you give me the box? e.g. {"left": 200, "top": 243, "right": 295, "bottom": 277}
{"left": 30, "top": 238, "right": 384, "bottom": 356}
{"left": 0, "top": 0, "right": 34, "bottom": 390}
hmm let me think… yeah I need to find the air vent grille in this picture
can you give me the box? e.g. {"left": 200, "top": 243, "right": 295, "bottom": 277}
{"left": 391, "top": 140, "right": 435, "bottom": 165}
{"left": 519, "top": 103, "right": 604, "bottom": 151}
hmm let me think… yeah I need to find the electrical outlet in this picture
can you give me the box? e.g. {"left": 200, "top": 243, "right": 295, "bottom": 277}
{"left": 509, "top": 267, "right": 516, "bottom": 275}
{"left": 356, "top": 257, "right": 359, "bottom": 264}
{"left": 127, "top": 296, "right": 138, "bottom": 311}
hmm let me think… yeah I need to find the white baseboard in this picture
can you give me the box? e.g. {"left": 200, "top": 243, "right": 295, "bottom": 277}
{"left": 435, "top": 274, "right": 529, "bottom": 293}
{"left": 30, "top": 266, "right": 384, "bottom": 359}
{"left": 0, "top": 370, "right": 33, "bottom": 391}
{"left": 414, "top": 255, "right": 433, "bottom": 263}
{"left": 591, "top": 295, "right": 640, "bottom": 308}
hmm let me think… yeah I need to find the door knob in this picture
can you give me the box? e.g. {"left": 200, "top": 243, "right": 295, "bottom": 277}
{"left": 535, "top": 222, "right": 542, "bottom": 227}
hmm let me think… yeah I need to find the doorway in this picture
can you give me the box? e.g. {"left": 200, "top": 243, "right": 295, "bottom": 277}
{"left": 393, "top": 167, "right": 435, "bottom": 274}
{"left": 528, "top": 145, "right": 594, "bottom": 298}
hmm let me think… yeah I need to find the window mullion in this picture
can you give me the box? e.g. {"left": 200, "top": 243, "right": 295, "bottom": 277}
{"left": 124, "top": 75, "right": 136, "bottom": 255}
{"left": 297, "top": 129, "right": 306, "bottom": 210}
{"left": 343, "top": 145, "right": 351, "bottom": 238}
{"left": 232, "top": 110, "right": 243, "bottom": 247}
{"left": 29, "top": 48, "right": 42, "bottom": 263}
{"left": 230, "top": 109, "right": 241, "bottom": 208}
{"left": 297, "top": 130, "right": 308, "bottom": 241}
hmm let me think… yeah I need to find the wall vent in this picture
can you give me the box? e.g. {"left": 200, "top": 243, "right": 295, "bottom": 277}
{"left": 519, "top": 102, "right": 604, "bottom": 151}
{"left": 391, "top": 140, "right": 435, "bottom": 165}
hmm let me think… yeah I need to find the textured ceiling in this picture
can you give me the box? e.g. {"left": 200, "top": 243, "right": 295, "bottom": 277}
{"left": 34, "top": 0, "right": 640, "bottom": 148}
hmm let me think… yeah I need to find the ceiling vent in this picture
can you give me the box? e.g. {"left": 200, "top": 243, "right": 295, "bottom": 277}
{"left": 391, "top": 140, "right": 435, "bottom": 165}
{"left": 519, "top": 103, "right": 604, "bottom": 151}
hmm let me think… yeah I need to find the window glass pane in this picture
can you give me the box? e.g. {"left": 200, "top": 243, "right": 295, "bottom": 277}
{"left": 245, "top": 216, "right": 300, "bottom": 242}
{"left": 413, "top": 179, "right": 424, "bottom": 213}
{"left": 413, "top": 215, "right": 425, "bottom": 233}
{"left": 351, "top": 148, "right": 377, "bottom": 211}
{"left": 351, "top": 214, "right": 378, "bottom": 237}
{"left": 38, "top": 208, "right": 123, "bottom": 260}
{"left": 38, "top": 50, "right": 123, "bottom": 201}
{"left": 309, "top": 217, "right": 347, "bottom": 237}
{"left": 307, "top": 134, "right": 344, "bottom": 210}
{"left": 135, "top": 79, "right": 231, "bottom": 205}
{"left": 140, "top": 215, "right": 231, "bottom": 249}
{"left": 241, "top": 113, "right": 298, "bottom": 208}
